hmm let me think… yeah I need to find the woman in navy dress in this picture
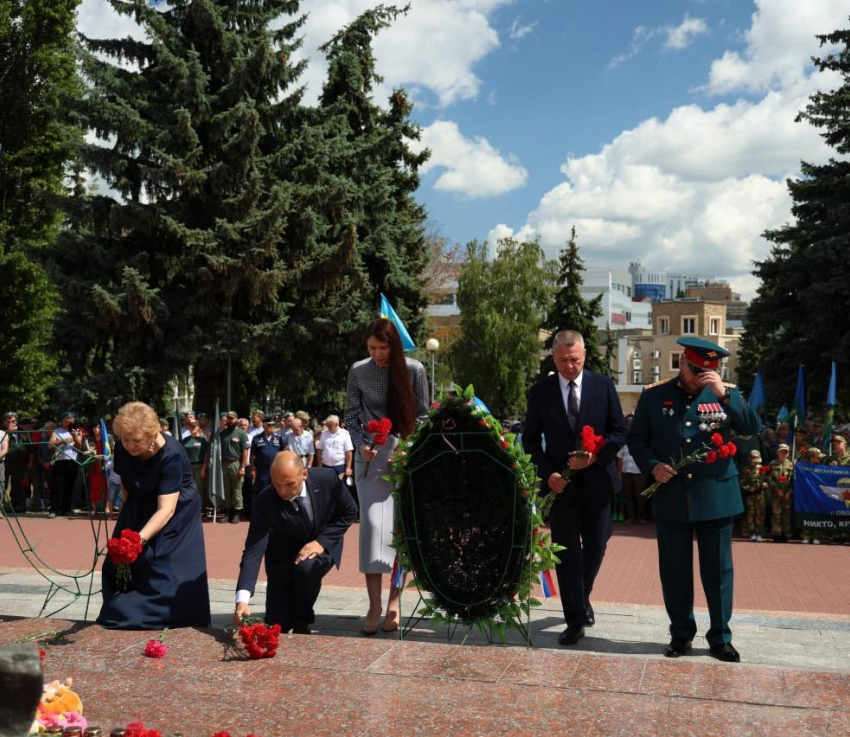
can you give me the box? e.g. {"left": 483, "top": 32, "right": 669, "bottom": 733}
{"left": 98, "top": 401, "right": 211, "bottom": 629}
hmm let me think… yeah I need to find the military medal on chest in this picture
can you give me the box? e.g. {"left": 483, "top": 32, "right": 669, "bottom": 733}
{"left": 697, "top": 402, "right": 727, "bottom": 431}
{"left": 661, "top": 400, "right": 675, "bottom": 417}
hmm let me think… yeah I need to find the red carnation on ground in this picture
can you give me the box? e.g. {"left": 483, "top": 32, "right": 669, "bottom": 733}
{"left": 125, "top": 723, "right": 163, "bottom": 737}
{"left": 107, "top": 529, "right": 143, "bottom": 590}
{"left": 239, "top": 622, "right": 281, "bottom": 659}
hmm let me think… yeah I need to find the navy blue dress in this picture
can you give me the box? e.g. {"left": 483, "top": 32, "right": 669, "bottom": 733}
{"left": 98, "top": 434, "right": 211, "bottom": 629}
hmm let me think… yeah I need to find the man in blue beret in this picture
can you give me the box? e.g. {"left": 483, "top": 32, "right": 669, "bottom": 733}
{"left": 627, "top": 337, "right": 761, "bottom": 662}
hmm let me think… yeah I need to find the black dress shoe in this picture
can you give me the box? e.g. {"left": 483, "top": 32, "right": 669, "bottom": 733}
{"left": 585, "top": 605, "right": 595, "bottom": 627}
{"left": 709, "top": 643, "right": 740, "bottom": 662}
{"left": 663, "top": 639, "right": 693, "bottom": 658}
{"left": 291, "top": 624, "right": 311, "bottom": 635}
{"left": 558, "top": 625, "right": 585, "bottom": 646}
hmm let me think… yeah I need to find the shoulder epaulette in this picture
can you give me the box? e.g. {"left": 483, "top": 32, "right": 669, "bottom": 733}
{"left": 723, "top": 382, "right": 737, "bottom": 388}
{"left": 644, "top": 377, "right": 675, "bottom": 389}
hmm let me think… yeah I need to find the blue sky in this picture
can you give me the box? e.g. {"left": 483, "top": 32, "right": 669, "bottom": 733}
{"left": 77, "top": 0, "right": 848, "bottom": 299}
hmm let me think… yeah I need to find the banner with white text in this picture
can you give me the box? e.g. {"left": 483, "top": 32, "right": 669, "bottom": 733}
{"left": 793, "top": 461, "right": 850, "bottom": 532}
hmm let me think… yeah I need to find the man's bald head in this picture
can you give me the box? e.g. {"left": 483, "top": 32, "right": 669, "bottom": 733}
{"left": 270, "top": 451, "right": 307, "bottom": 501}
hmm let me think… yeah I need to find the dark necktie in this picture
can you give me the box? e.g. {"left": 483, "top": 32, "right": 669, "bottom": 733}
{"left": 567, "top": 380, "right": 579, "bottom": 432}
{"left": 292, "top": 495, "right": 314, "bottom": 535}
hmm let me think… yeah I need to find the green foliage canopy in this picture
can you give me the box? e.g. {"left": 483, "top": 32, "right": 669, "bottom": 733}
{"left": 450, "top": 238, "right": 555, "bottom": 418}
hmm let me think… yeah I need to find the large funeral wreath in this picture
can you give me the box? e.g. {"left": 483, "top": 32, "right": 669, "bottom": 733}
{"left": 387, "top": 385, "right": 563, "bottom": 639}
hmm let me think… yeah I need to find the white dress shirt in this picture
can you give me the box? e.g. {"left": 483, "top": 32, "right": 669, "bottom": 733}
{"left": 558, "top": 370, "right": 583, "bottom": 417}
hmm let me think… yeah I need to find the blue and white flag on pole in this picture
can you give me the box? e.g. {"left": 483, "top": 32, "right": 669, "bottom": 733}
{"left": 823, "top": 361, "right": 837, "bottom": 452}
{"left": 380, "top": 293, "right": 416, "bottom": 352}
{"left": 748, "top": 369, "right": 766, "bottom": 413}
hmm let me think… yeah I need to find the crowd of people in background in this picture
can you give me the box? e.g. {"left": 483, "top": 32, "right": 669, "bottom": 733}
{"left": 0, "top": 407, "right": 355, "bottom": 525}
{"left": 2, "top": 403, "right": 850, "bottom": 548}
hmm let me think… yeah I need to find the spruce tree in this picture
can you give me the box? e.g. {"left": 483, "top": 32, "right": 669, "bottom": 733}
{"left": 0, "top": 0, "right": 79, "bottom": 414}
{"left": 540, "top": 227, "right": 604, "bottom": 377}
{"left": 307, "top": 5, "right": 430, "bottom": 411}
{"left": 46, "top": 0, "right": 336, "bottom": 414}
{"left": 747, "top": 20, "right": 850, "bottom": 407}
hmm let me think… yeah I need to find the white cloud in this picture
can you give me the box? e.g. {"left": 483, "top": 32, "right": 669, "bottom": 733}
{"left": 609, "top": 26, "right": 654, "bottom": 69}
{"left": 293, "top": 0, "right": 513, "bottom": 106}
{"left": 706, "top": 0, "right": 847, "bottom": 95}
{"left": 663, "top": 15, "right": 708, "bottom": 51}
{"left": 413, "top": 121, "right": 528, "bottom": 198}
{"left": 609, "top": 14, "right": 708, "bottom": 68}
{"left": 498, "top": 1, "right": 845, "bottom": 299}
{"left": 509, "top": 17, "right": 538, "bottom": 41}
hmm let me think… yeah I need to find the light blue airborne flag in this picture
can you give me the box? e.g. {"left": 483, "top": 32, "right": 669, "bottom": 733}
{"left": 379, "top": 293, "right": 415, "bottom": 352}
{"left": 792, "top": 461, "right": 850, "bottom": 534}
{"left": 748, "top": 369, "right": 766, "bottom": 414}
{"left": 823, "top": 361, "right": 837, "bottom": 452}
{"left": 776, "top": 405, "right": 789, "bottom": 424}
{"left": 788, "top": 364, "right": 805, "bottom": 448}
{"left": 99, "top": 418, "right": 111, "bottom": 459}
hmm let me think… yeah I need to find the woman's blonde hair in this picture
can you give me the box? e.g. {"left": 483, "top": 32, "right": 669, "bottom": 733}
{"left": 113, "top": 401, "right": 160, "bottom": 439}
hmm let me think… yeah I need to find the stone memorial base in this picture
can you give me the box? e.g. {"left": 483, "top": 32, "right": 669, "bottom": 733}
{"left": 2, "top": 616, "right": 850, "bottom": 735}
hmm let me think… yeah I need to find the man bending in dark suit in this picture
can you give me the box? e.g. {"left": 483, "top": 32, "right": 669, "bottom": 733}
{"left": 524, "top": 330, "right": 627, "bottom": 646}
{"left": 234, "top": 451, "right": 357, "bottom": 633}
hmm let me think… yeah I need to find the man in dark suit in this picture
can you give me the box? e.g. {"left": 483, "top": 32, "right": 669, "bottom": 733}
{"left": 524, "top": 329, "right": 627, "bottom": 646}
{"left": 627, "top": 337, "right": 761, "bottom": 662}
{"left": 234, "top": 451, "right": 357, "bottom": 633}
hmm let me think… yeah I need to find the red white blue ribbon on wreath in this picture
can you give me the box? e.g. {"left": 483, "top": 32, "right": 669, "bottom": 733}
{"left": 391, "top": 555, "right": 404, "bottom": 589}
{"left": 538, "top": 569, "right": 558, "bottom": 598}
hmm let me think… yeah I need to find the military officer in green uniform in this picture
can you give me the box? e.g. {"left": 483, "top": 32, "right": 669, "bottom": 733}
{"left": 628, "top": 338, "right": 762, "bottom": 663}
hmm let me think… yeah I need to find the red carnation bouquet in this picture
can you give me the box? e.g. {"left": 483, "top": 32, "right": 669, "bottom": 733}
{"left": 239, "top": 620, "right": 281, "bottom": 659}
{"left": 540, "top": 425, "right": 607, "bottom": 517}
{"left": 642, "top": 432, "right": 737, "bottom": 498}
{"left": 359, "top": 417, "right": 393, "bottom": 480}
{"left": 107, "top": 529, "right": 143, "bottom": 590}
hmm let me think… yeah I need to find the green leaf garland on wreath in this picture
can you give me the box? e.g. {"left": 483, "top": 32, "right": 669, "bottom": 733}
{"left": 386, "top": 384, "right": 564, "bottom": 637}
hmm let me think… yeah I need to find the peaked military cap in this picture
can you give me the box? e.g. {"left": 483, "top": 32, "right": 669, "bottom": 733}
{"left": 676, "top": 337, "right": 729, "bottom": 369}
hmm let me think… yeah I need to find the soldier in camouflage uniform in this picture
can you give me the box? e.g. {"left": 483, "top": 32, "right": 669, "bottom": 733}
{"left": 800, "top": 447, "right": 828, "bottom": 544}
{"left": 828, "top": 436, "right": 850, "bottom": 543}
{"left": 769, "top": 444, "right": 794, "bottom": 542}
{"left": 828, "top": 435, "right": 850, "bottom": 466}
{"left": 740, "top": 449, "right": 768, "bottom": 541}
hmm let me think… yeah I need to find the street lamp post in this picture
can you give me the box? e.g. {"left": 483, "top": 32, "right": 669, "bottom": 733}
{"left": 426, "top": 338, "right": 440, "bottom": 404}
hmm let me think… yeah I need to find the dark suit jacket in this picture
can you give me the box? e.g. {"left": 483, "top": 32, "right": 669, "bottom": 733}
{"left": 524, "top": 369, "right": 627, "bottom": 504}
{"left": 236, "top": 467, "right": 358, "bottom": 595}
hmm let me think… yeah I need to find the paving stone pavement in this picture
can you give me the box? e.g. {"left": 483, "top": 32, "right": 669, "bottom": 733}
{"left": 2, "top": 570, "right": 848, "bottom": 673}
